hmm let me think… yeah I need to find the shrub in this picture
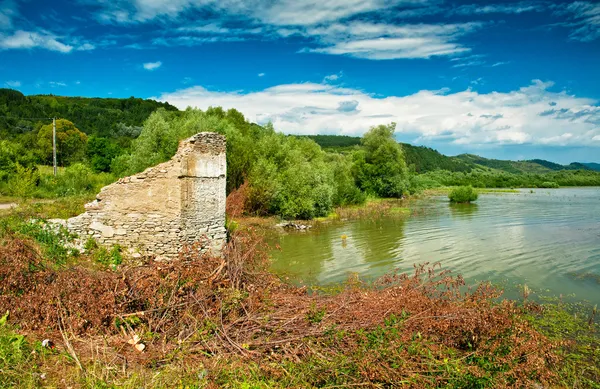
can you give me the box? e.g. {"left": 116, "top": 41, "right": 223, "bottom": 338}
{"left": 448, "top": 186, "right": 478, "bottom": 203}
{"left": 36, "top": 163, "right": 114, "bottom": 197}
{"left": 539, "top": 181, "right": 559, "bottom": 188}
{"left": 6, "top": 163, "right": 38, "bottom": 198}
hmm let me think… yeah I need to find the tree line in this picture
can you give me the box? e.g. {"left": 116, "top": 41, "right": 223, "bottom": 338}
{"left": 2, "top": 89, "right": 600, "bottom": 218}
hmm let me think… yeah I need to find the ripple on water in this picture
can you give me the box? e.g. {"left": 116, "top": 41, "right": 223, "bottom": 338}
{"left": 270, "top": 187, "right": 600, "bottom": 304}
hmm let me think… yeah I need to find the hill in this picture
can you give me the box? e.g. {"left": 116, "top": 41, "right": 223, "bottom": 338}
{"left": 0, "top": 88, "right": 178, "bottom": 139}
{"left": 302, "top": 134, "right": 597, "bottom": 175}
{"left": 581, "top": 163, "right": 600, "bottom": 172}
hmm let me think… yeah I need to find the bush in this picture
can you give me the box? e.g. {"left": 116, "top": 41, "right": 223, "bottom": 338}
{"left": 6, "top": 163, "right": 38, "bottom": 198}
{"left": 448, "top": 186, "right": 478, "bottom": 203}
{"left": 539, "top": 181, "right": 559, "bottom": 188}
{"left": 36, "top": 163, "right": 114, "bottom": 197}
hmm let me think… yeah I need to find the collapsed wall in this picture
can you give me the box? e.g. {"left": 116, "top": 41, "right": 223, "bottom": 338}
{"left": 67, "top": 132, "right": 227, "bottom": 258}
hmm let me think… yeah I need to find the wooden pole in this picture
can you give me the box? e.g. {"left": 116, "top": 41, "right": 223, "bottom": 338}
{"left": 53, "top": 117, "right": 57, "bottom": 176}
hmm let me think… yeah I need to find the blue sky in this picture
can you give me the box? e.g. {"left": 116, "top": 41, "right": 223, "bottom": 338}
{"left": 1, "top": 0, "right": 600, "bottom": 163}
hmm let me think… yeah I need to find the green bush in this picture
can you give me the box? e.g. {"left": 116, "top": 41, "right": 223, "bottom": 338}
{"left": 36, "top": 163, "right": 114, "bottom": 197}
{"left": 6, "top": 163, "right": 38, "bottom": 198}
{"left": 539, "top": 181, "right": 559, "bottom": 188}
{"left": 0, "top": 313, "right": 41, "bottom": 388}
{"left": 448, "top": 186, "right": 478, "bottom": 203}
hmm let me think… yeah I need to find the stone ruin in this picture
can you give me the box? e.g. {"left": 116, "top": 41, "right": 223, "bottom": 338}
{"left": 67, "top": 132, "right": 227, "bottom": 258}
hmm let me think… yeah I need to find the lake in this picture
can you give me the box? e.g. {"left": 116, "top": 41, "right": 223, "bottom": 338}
{"left": 270, "top": 187, "right": 600, "bottom": 305}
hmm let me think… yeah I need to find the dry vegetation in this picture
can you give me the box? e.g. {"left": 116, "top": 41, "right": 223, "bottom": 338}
{"left": 1, "top": 224, "right": 590, "bottom": 388}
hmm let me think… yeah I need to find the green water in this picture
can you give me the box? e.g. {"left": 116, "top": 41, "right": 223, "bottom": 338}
{"left": 270, "top": 187, "right": 600, "bottom": 304}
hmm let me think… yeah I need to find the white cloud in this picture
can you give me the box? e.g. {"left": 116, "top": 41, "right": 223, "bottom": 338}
{"left": 49, "top": 81, "right": 67, "bottom": 87}
{"left": 453, "top": 60, "right": 485, "bottom": 68}
{"left": 0, "top": 0, "right": 17, "bottom": 30}
{"left": 4, "top": 80, "right": 20, "bottom": 87}
{"left": 303, "top": 22, "right": 481, "bottom": 59}
{"left": 258, "top": 72, "right": 265, "bottom": 77}
{"left": 491, "top": 61, "right": 510, "bottom": 67}
{"left": 255, "top": 0, "right": 425, "bottom": 26}
{"left": 87, "top": 1, "right": 480, "bottom": 60}
{"left": 324, "top": 73, "right": 341, "bottom": 82}
{"left": 143, "top": 61, "right": 162, "bottom": 70}
{"left": 76, "top": 42, "right": 95, "bottom": 51}
{"left": 154, "top": 79, "right": 600, "bottom": 147}
{"left": 560, "top": 1, "right": 600, "bottom": 41}
{"left": 91, "top": 0, "right": 427, "bottom": 26}
{"left": 0, "top": 30, "right": 73, "bottom": 52}
{"left": 453, "top": 2, "right": 544, "bottom": 15}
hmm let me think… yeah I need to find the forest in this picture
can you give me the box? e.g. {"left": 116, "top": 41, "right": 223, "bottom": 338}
{"left": 2, "top": 88, "right": 600, "bottom": 219}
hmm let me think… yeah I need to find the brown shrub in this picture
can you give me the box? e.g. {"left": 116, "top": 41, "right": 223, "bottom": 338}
{"left": 0, "top": 232, "right": 562, "bottom": 387}
{"left": 225, "top": 180, "right": 249, "bottom": 219}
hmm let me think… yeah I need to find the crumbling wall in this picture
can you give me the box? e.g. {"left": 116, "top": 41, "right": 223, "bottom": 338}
{"left": 67, "top": 132, "right": 227, "bottom": 258}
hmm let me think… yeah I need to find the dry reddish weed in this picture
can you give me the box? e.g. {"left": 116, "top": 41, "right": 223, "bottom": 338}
{"left": 0, "top": 232, "right": 562, "bottom": 387}
{"left": 225, "top": 180, "right": 249, "bottom": 219}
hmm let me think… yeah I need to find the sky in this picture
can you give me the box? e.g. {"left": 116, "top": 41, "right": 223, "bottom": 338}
{"left": 1, "top": 0, "right": 600, "bottom": 163}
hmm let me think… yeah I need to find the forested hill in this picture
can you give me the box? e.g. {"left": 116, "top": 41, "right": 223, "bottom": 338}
{"left": 301, "top": 134, "right": 598, "bottom": 174}
{"left": 0, "top": 88, "right": 177, "bottom": 138}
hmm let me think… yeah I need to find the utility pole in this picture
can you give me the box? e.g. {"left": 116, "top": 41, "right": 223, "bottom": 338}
{"left": 53, "top": 117, "right": 57, "bottom": 176}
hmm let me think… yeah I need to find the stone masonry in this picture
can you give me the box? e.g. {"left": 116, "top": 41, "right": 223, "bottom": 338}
{"left": 67, "top": 132, "right": 227, "bottom": 258}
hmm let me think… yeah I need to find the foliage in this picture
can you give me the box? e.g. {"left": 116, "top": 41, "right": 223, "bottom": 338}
{"left": 540, "top": 181, "right": 560, "bottom": 188}
{"left": 419, "top": 168, "right": 600, "bottom": 188}
{"left": 0, "top": 140, "right": 38, "bottom": 181}
{"left": 115, "top": 108, "right": 367, "bottom": 219}
{"left": 86, "top": 136, "right": 122, "bottom": 172}
{"left": 5, "top": 163, "right": 38, "bottom": 198}
{"left": 35, "top": 163, "right": 114, "bottom": 198}
{"left": 302, "top": 134, "right": 361, "bottom": 150}
{"left": 92, "top": 244, "right": 123, "bottom": 269}
{"left": 402, "top": 143, "right": 473, "bottom": 173}
{"left": 352, "top": 123, "right": 410, "bottom": 198}
{"left": 449, "top": 186, "right": 478, "bottom": 203}
{"left": 0, "top": 313, "right": 41, "bottom": 388}
{"left": 0, "top": 89, "right": 176, "bottom": 139}
{"left": 37, "top": 119, "right": 88, "bottom": 166}
{"left": 0, "top": 215, "right": 77, "bottom": 265}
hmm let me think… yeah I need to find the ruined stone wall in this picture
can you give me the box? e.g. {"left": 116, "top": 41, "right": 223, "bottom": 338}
{"left": 67, "top": 132, "right": 227, "bottom": 258}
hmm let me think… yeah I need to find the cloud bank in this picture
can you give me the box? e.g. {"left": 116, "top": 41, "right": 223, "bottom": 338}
{"left": 155, "top": 80, "right": 600, "bottom": 148}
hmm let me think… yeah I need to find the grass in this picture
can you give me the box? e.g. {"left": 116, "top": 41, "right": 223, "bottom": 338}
{"left": 525, "top": 299, "right": 600, "bottom": 387}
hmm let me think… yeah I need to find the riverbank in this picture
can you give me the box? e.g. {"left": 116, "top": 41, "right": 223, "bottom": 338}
{"left": 1, "top": 192, "right": 599, "bottom": 388}
{"left": 1, "top": 227, "right": 598, "bottom": 388}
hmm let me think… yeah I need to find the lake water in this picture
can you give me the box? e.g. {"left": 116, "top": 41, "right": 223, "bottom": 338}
{"left": 270, "top": 187, "right": 600, "bottom": 305}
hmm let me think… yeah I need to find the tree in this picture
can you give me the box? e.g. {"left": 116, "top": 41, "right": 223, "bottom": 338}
{"left": 86, "top": 136, "right": 122, "bottom": 172}
{"left": 37, "top": 119, "right": 87, "bottom": 166}
{"left": 352, "top": 123, "right": 410, "bottom": 198}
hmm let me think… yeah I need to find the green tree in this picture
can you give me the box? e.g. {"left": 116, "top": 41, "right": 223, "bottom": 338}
{"left": 37, "top": 119, "right": 88, "bottom": 166}
{"left": 353, "top": 123, "right": 409, "bottom": 198}
{"left": 86, "top": 136, "right": 122, "bottom": 172}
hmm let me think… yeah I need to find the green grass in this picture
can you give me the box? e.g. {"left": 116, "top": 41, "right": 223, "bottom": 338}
{"left": 0, "top": 314, "right": 44, "bottom": 389}
{"left": 525, "top": 300, "right": 600, "bottom": 388}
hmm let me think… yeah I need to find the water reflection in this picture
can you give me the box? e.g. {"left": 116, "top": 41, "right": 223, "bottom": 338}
{"left": 449, "top": 203, "right": 478, "bottom": 218}
{"left": 270, "top": 188, "right": 600, "bottom": 305}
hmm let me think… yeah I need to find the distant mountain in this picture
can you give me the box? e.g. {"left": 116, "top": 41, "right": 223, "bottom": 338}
{"left": 301, "top": 134, "right": 597, "bottom": 174}
{"left": 401, "top": 144, "right": 473, "bottom": 173}
{"left": 581, "top": 163, "right": 600, "bottom": 172}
